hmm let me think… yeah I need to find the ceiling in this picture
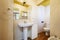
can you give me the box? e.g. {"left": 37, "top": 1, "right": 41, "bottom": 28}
{"left": 37, "top": 0, "right": 50, "bottom": 6}
{"left": 17, "top": 0, "right": 44, "bottom": 5}
{"left": 14, "top": 0, "right": 50, "bottom": 7}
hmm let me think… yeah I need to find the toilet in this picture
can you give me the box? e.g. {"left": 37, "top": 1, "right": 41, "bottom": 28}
{"left": 48, "top": 36, "right": 60, "bottom": 40}
{"left": 43, "top": 27, "right": 50, "bottom": 36}
{"left": 43, "top": 23, "right": 50, "bottom": 36}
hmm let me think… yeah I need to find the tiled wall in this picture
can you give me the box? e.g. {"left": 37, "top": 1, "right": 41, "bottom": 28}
{"left": 37, "top": 5, "right": 50, "bottom": 33}
{"left": 50, "top": 0, "right": 60, "bottom": 37}
{"left": 0, "top": 0, "right": 13, "bottom": 40}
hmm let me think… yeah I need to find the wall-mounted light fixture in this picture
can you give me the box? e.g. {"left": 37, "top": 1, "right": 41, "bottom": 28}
{"left": 23, "top": 0, "right": 26, "bottom": 6}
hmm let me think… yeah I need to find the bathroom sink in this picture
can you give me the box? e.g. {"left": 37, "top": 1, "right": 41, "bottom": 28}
{"left": 18, "top": 22, "right": 33, "bottom": 28}
{"left": 18, "top": 21, "right": 33, "bottom": 40}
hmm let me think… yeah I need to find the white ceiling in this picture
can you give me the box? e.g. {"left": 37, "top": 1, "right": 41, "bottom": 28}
{"left": 17, "top": 0, "right": 44, "bottom": 5}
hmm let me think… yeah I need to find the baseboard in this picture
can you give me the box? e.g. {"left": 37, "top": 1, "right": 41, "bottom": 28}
{"left": 38, "top": 31, "right": 45, "bottom": 35}
{"left": 33, "top": 37, "right": 38, "bottom": 40}
{"left": 33, "top": 31, "right": 45, "bottom": 40}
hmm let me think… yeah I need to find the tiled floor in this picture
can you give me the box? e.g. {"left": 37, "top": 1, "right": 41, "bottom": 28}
{"left": 33, "top": 32, "right": 50, "bottom": 40}
{"left": 28, "top": 32, "right": 50, "bottom": 40}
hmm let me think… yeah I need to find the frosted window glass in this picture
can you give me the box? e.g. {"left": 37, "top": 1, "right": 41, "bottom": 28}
{"left": 16, "top": 14, "right": 20, "bottom": 19}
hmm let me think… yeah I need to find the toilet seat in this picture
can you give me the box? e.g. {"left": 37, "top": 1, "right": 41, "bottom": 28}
{"left": 48, "top": 36, "right": 60, "bottom": 40}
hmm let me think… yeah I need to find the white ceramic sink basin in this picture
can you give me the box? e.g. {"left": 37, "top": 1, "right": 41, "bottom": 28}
{"left": 18, "top": 21, "right": 33, "bottom": 40}
{"left": 18, "top": 22, "right": 33, "bottom": 28}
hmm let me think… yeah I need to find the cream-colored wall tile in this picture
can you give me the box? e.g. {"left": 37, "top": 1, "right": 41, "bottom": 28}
{"left": 50, "top": 0, "right": 60, "bottom": 37}
{"left": 0, "top": 0, "right": 13, "bottom": 40}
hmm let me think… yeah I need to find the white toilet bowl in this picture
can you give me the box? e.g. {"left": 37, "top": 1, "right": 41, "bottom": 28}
{"left": 43, "top": 27, "right": 50, "bottom": 36}
{"left": 48, "top": 36, "right": 60, "bottom": 40}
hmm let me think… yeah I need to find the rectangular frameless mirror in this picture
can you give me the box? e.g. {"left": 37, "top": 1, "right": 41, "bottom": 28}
{"left": 20, "top": 11, "right": 28, "bottom": 19}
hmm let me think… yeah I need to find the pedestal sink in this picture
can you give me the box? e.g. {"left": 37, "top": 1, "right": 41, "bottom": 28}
{"left": 18, "top": 22, "right": 33, "bottom": 40}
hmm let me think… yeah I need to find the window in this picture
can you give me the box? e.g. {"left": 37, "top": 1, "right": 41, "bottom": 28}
{"left": 13, "top": 12, "right": 20, "bottom": 20}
